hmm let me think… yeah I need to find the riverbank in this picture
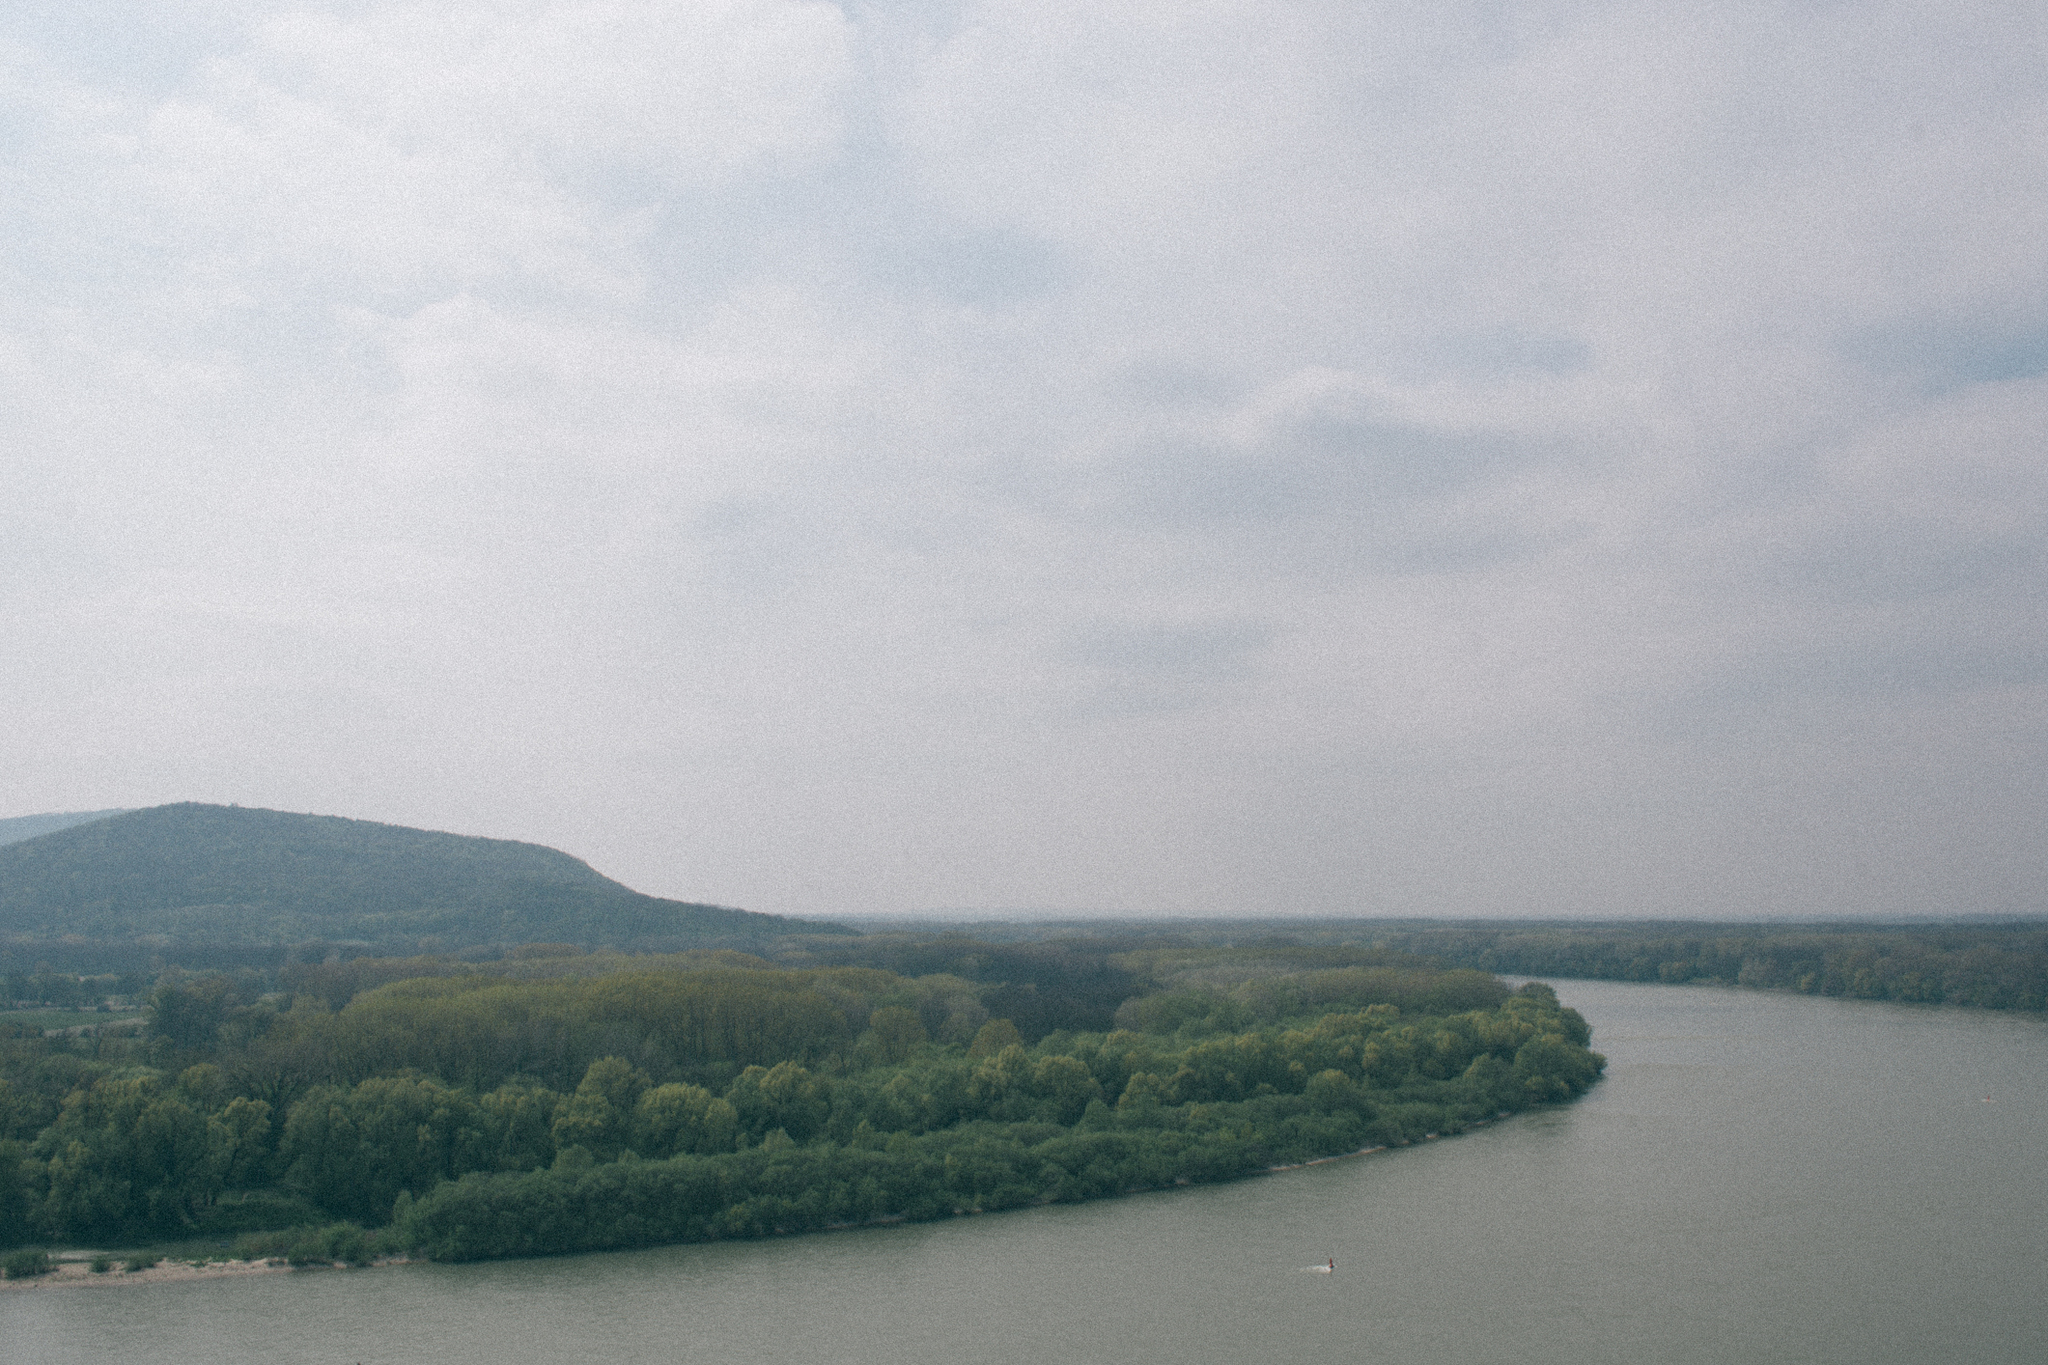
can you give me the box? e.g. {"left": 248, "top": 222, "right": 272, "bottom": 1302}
{"left": 1, "top": 1254, "right": 406, "bottom": 1290}
{"left": 1262, "top": 1110, "right": 1515, "bottom": 1172}
{"left": 3, "top": 1122, "right": 1519, "bottom": 1285}
{"left": 14, "top": 980, "right": 2046, "bottom": 1365}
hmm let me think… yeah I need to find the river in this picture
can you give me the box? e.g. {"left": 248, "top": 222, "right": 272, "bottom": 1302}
{"left": 8, "top": 980, "right": 2046, "bottom": 1363}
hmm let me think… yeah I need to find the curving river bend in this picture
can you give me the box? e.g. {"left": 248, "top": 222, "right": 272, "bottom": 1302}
{"left": 9, "top": 980, "right": 2047, "bottom": 1364}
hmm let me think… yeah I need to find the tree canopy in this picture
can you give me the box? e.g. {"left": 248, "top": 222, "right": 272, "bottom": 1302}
{"left": 0, "top": 948, "right": 1603, "bottom": 1259}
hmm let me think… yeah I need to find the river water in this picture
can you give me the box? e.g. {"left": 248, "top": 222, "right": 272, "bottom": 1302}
{"left": 8, "top": 980, "right": 2047, "bottom": 1364}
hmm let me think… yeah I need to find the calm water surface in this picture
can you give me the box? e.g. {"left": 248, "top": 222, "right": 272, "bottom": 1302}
{"left": 8, "top": 981, "right": 2046, "bottom": 1364}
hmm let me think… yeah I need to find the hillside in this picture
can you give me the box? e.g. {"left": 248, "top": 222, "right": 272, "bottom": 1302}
{"left": 0, "top": 803, "right": 841, "bottom": 951}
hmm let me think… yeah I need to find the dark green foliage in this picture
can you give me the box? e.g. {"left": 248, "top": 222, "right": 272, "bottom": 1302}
{"left": 388, "top": 973, "right": 1601, "bottom": 1261}
{"left": 232, "top": 1220, "right": 387, "bottom": 1266}
{"left": 799, "top": 936, "right": 1139, "bottom": 1038}
{"left": 393, "top": 1024, "right": 1585, "bottom": 1265}
{"left": 0, "top": 945, "right": 1602, "bottom": 1258}
{"left": 0, "top": 1140, "right": 28, "bottom": 1245}
{"left": 151, "top": 978, "right": 235, "bottom": 1052}
{"left": 281, "top": 1075, "right": 481, "bottom": 1222}
{"left": 4, "top": 1247, "right": 51, "bottom": 1278}
{"left": 1373, "top": 922, "right": 2048, "bottom": 1011}
{"left": 1112, "top": 945, "right": 1511, "bottom": 1022}
{"left": 726, "top": 1061, "right": 829, "bottom": 1144}
{"left": 191, "top": 1190, "right": 322, "bottom": 1235}
{"left": 632, "top": 1083, "right": 737, "bottom": 1158}
{"left": 33, "top": 1073, "right": 222, "bottom": 1239}
{"left": 0, "top": 803, "right": 841, "bottom": 952}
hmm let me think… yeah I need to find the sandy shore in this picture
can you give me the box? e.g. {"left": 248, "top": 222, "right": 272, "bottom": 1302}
{"left": 1, "top": 1255, "right": 401, "bottom": 1290}
{"left": 1265, "top": 1143, "right": 1390, "bottom": 1173}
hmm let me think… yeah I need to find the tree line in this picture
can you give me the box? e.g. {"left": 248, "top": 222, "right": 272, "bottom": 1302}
{"left": 1370, "top": 923, "right": 2048, "bottom": 1010}
{"left": 0, "top": 953, "right": 1602, "bottom": 1258}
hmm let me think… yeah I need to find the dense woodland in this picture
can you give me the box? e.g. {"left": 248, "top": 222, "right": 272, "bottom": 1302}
{"left": 855, "top": 919, "right": 2048, "bottom": 1015}
{"left": 0, "top": 945, "right": 1602, "bottom": 1262}
{"left": 1368, "top": 922, "right": 2048, "bottom": 1011}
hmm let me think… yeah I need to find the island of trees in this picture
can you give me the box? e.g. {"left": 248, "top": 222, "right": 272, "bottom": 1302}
{"left": 0, "top": 943, "right": 1603, "bottom": 1263}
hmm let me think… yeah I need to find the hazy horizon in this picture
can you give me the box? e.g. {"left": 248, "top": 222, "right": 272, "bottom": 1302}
{"left": 6, "top": 3, "right": 2043, "bottom": 923}
{"left": 3, "top": 802, "right": 2036, "bottom": 926}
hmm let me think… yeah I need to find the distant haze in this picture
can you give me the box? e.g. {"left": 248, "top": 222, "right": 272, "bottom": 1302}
{"left": 3, "top": 3, "right": 2043, "bottom": 922}
{"left": 0, "top": 811, "right": 129, "bottom": 848}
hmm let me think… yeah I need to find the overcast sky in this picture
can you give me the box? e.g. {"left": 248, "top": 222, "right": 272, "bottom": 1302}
{"left": 4, "top": 1, "right": 2044, "bottom": 921}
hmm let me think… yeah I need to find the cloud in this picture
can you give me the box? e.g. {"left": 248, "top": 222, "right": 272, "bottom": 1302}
{"left": 2, "top": 1, "right": 2044, "bottom": 920}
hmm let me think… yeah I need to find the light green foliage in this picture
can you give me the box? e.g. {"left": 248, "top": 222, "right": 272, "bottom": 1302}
{"left": 474, "top": 1082, "right": 558, "bottom": 1171}
{"left": 550, "top": 1057, "right": 647, "bottom": 1159}
{"left": 726, "top": 1061, "right": 829, "bottom": 1144}
{"left": 1304, "top": 1069, "right": 1366, "bottom": 1113}
{"left": 967, "top": 1019, "right": 1024, "bottom": 1059}
{"left": 1512, "top": 1033, "right": 1602, "bottom": 1102}
{"left": 1117, "top": 1072, "right": 1172, "bottom": 1112}
{"left": 859, "top": 1006, "right": 927, "bottom": 1065}
{"left": 1031, "top": 1055, "right": 1104, "bottom": 1125}
{"left": 632, "top": 1084, "right": 737, "bottom": 1157}
{"left": 963, "top": 1044, "right": 1101, "bottom": 1124}
{"left": 177, "top": 1064, "right": 228, "bottom": 1110}
{"left": 305, "top": 970, "right": 856, "bottom": 1092}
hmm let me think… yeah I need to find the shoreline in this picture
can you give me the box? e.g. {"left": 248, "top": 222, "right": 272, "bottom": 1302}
{"left": 1263, "top": 1113, "right": 1502, "bottom": 1173}
{"left": 7, "top": 1119, "right": 1517, "bottom": 1285}
{"left": 1266, "top": 1143, "right": 1390, "bottom": 1172}
{"left": 1, "top": 1255, "right": 407, "bottom": 1291}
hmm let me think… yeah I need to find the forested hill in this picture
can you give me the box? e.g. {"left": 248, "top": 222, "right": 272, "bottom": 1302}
{"left": 0, "top": 804, "right": 839, "bottom": 951}
{"left": 0, "top": 809, "right": 127, "bottom": 847}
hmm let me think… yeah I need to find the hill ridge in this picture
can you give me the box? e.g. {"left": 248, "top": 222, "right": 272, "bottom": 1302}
{"left": 0, "top": 808, "right": 129, "bottom": 847}
{"left": 0, "top": 802, "right": 837, "bottom": 950}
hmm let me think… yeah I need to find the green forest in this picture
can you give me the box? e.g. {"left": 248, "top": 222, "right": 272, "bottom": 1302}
{"left": 1368, "top": 922, "right": 2048, "bottom": 1011}
{"left": 835, "top": 920, "right": 2048, "bottom": 1015}
{"left": 0, "top": 946, "right": 1602, "bottom": 1263}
